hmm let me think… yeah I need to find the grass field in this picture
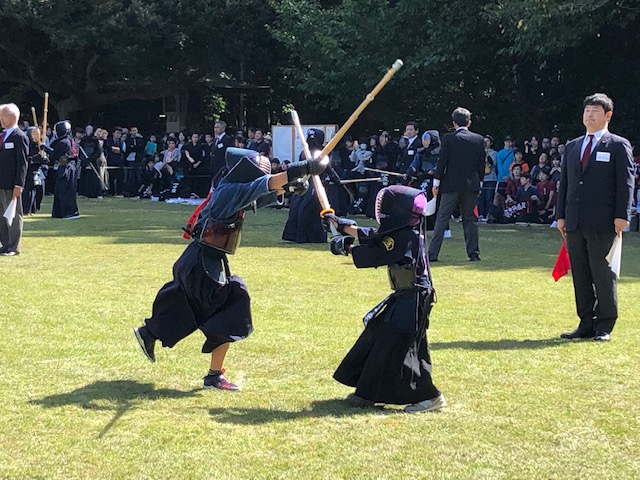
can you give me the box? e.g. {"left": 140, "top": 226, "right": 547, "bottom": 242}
{"left": 2, "top": 197, "right": 640, "bottom": 479}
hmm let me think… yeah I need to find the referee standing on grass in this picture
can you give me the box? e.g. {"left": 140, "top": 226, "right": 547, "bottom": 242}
{"left": 428, "top": 107, "right": 485, "bottom": 262}
{"left": 0, "top": 103, "right": 29, "bottom": 256}
{"left": 556, "top": 93, "right": 634, "bottom": 342}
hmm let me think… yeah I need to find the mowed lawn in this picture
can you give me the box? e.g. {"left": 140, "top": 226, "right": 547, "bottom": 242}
{"left": 2, "top": 197, "right": 640, "bottom": 479}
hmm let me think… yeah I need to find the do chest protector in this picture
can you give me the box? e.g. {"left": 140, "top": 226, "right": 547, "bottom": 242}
{"left": 197, "top": 210, "right": 245, "bottom": 254}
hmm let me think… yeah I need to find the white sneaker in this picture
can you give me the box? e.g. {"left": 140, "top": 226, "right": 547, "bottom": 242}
{"left": 443, "top": 230, "right": 452, "bottom": 239}
{"left": 550, "top": 221, "right": 557, "bottom": 228}
{"left": 404, "top": 394, "right": 447, "bottom": 413}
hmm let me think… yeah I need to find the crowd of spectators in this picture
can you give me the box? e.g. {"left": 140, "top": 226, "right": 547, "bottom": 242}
{"left": 19, "top": 118, "right": 640, "bottom": 231}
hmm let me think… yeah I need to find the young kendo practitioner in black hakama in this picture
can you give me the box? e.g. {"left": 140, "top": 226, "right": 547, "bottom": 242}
{"left": 134, "top": 148, "right": 326, "bottom": 390}
{"left": 48, "top": 121, "right": 80, "bottom": 219}
{"left": 282, "top": 128, "right": 328, "bottom": 243}
{"left": 325, "top": 185, "right": 446, "bottom": 413}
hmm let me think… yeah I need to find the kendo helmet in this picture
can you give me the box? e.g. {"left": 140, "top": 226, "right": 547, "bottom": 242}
{"left": 375, "top": 185, "right": 427, "bottom": 234}
{"left": 224, "top": 147, "right": 271, "bottom": 183}
{"left": 54, "top": 120, "right": 72, "bottom": 138}
{"left": 306, "top": 128, "right": 325, "bottom": 150}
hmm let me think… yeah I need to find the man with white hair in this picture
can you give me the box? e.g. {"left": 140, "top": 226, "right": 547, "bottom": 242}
{"left": 0, "top": 103, "right": 29, "bottom": 256}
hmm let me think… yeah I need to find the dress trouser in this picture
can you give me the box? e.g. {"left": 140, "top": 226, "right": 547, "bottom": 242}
{"left": 566, "top": 227, "right": 618, "bottom": 334}
{"left": 428, "top": 190, "right": 479, "bottom": 259}
{"left": 0, "top": 189, "right": 23, "bottom": 252}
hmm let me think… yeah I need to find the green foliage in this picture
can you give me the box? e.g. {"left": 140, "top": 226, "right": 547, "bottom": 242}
{"left": 0, "top": 0, "right": 282, "bottom": 120}
{"left": 2, "top": 197, "right": 640, "bottom": 479}
{"left": 270, "top": 0, "right": 640, "bottom": 138}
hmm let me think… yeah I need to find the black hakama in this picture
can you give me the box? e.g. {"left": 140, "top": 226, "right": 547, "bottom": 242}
{"left": 52, "top": 162, "right": 79, "bottom": 218}
{"left": 281, "top": 183, "right": 327, "bottom": 243}
{"left": 333, "top": 226, "right": 441, "bottom": 405}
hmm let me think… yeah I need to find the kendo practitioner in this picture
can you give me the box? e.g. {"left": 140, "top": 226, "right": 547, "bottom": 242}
{"left": 78, "top": 126, "right": 106, "bottom": 198}
{"left": 23, "top": 127, "right": 47, "bottom": 215}
{"left": 133, "top": 147, "right": 326, "bottom": 390}
{"left": 48, "top": 121, "right": 80, "bottom": 219}
{"left": 326, "top": 185, "right": 446, "bottom": 413}
{"left": 282, "top": 128, "right": 327, "bottom": 243}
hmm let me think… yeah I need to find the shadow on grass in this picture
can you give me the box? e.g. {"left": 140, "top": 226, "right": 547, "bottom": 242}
{"left": 209, "top": 398, "right": 398, "bottom": 424}
{"left": 30, "top": 380, "right": 200, "bottom": 438}
{"left": 431, "top": 337, "right": 567, "bottom": 351}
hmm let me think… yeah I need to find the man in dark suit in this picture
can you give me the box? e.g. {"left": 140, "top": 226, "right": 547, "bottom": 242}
{"left": 429, "top": 107, "right": 485, "bottom": 262}
{"left": 0, "top": 103, "right": 29, "bottom": 256}
{"left": 396, "top": 121, "right": 421, "bottom": 174}
{"left": 210, "top": 120, "right": 234, "bottom": 180}
{"left": 557, "top": 93, "right": 635, "bottom": 342}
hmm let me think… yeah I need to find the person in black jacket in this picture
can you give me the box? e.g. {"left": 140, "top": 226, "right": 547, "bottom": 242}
{"left": 428, "top": 107, "right": 485, "bottom": 262}
{"left": 556, "top": 93, "right": 635, "bottom": 342}
{"left": 0, "top": 103, "right": 29, "bottom": 256}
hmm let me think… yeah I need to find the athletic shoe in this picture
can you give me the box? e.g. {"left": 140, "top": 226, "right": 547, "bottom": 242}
{"left": 346, "top": 392, "right": 375, "bottom": 407}
{"left": 443, "top": 230, "right": 452, "bottom": 239}
{"left": 64, "top": 213, "right": 81, "bottom": 219}
{"left": 550, "top": 221, "right": 557, "bottom": 228}
{"left": 203, "top": 369, "right": 239, "bottom": 391}
{"left": 403, "top": 394, "right": 447, "bottom": 413}
{"left": 133, "top": 326, "right": 156, "bottom": 362}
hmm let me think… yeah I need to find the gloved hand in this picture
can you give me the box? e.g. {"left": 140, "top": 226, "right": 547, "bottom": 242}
{"left": 284, "top": 179, "right": 309, "bottom": 196}
{"left": 286, "top": 157, "right": 327, "bottom": 182}
{"left": 323, "top": 213, "right": 357, "bottom": 235}
{"left": 330, "top": 235, "right": 355, "bottom": 256}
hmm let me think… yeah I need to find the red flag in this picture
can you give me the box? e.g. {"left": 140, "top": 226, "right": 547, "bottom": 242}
{"left": 552, "top": 240, "right": 571, "bottom": 281}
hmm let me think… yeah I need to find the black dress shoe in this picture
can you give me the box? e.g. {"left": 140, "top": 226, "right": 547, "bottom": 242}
{"left": 560, "top": 329, "right": 594, "bottom": 340}
{"left": 594, "top": 332, "right": 611, "bottom": 342}
{"left": 469, "top": 254, "right": 481, "bottom": 262}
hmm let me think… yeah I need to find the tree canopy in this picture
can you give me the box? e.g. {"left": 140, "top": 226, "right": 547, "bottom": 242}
{"left": 1, "top": 0, "right": 639, "bottom": 140}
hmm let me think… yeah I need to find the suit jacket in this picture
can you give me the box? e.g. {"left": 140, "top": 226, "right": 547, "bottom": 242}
{"left": 396, "top": 136, "right": 421, "bottom": 173}
{"left": 0, "top": 128, "right": 29, "bottom": 191}
{"left": 211, "top": 133, "right": 234, "bottom": 177}
{"left": 557, "top": 131, "right": 634, "bottom": 233}
{"left": 434, "top": 128, "right": 485, "bottom": 193}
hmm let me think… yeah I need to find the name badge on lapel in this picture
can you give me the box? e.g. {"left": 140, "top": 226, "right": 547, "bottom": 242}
{"left": 596, "top": 152, "right": 611, "bottom": 162}
{"left": 407, "top": 150, "right": 414, "bottom": 156}
{"left": 217, "top": 143, "right": 224, "bottom": 149}
{"left": 4, "top": 142, "right": 14, "bottom": 149}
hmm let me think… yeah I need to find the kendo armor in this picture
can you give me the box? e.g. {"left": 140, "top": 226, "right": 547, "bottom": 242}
{"left": 197, "top": 148, "right": 270, "bottom": 254}
{"left": 374, "top": 185, "right": 430, "bottom": 291}
{"left": 375, "top": 185, "right": 427, "bottom": 235}
{"left": 54, "top": 120, "right": 72, "bottom": 138}
{"left": 306, "top": 128, "right": 325, "bottom": 150}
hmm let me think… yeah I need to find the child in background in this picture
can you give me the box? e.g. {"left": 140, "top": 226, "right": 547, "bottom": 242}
{"left": 549, "top": 155, "right": 562, "bottom": 183}
{"left": 145, "top": 135, "right": 158, "bottom": 161}
{"left": 536, "top": 170, "right": 556, "bottom": 224}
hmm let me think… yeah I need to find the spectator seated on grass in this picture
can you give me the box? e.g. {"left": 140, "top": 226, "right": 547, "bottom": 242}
{"left": 488, "top": 164, "right": 522, "bottom": 223}
{"left": 504, "top": 172, "right": 543, "bottom": 224}
{"left": 530, "top": 152, "right": 551, "bottom": 183}
{"left": 549, "top": 154, "right": 562, "bottom": 183}
{"left": 536, "top": 170, "right": 556, "bottom": 224}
